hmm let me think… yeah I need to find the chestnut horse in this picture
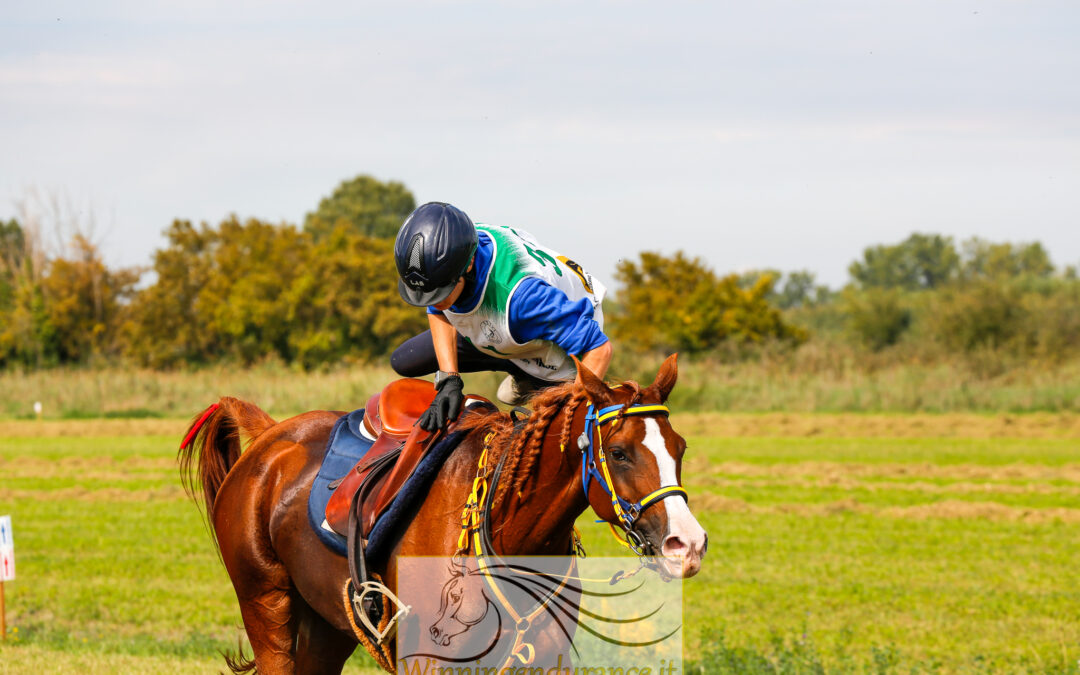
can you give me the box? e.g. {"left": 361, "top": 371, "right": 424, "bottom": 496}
{"left": 179, "top": 355, "right": 707, "bottom": 673}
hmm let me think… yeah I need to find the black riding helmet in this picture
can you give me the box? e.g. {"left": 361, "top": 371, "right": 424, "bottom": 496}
{"left": 394, "top": 202, "right": 479, "bottom": 307}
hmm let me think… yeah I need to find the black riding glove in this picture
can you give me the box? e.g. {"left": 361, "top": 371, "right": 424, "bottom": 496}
{"left": 418, "top": 375, "right": 465, "bottom": 432}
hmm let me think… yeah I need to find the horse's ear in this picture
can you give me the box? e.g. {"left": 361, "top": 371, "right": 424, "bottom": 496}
{"left": 573, "top": 356, "right": 613, "bottom": 404}
{"left": 652, "top": 353, "right": 679, "bottom": 403}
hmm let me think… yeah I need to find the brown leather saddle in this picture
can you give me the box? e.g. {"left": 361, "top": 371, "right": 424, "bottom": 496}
{"left": 325, "top": 378, "right": 489, "bottom": 538}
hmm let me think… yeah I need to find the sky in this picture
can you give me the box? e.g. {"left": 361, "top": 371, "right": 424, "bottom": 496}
{"left": 2, "top": 0, "right": 1078, "bottom": 288}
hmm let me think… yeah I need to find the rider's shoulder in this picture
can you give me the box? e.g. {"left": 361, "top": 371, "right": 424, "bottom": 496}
{"left": 476, "top": 223, "right": 542, "bottom": 247}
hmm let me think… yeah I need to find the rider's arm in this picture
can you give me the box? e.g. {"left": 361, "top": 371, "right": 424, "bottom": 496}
{"left": 508, "top": 277, "right": 611, "bottom": 377}
{"left": 579, "top": 340, "right": 612, "bottom": 379}
{"left": 428, "top": 313, "right": 459, "bottom": 374}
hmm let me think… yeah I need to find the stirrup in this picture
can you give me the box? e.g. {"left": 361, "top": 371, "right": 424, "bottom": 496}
{"left": 351, "top": 580, "right": 411, "bottom": 645}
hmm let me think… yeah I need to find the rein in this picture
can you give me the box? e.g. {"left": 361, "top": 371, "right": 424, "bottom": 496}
{"left": 457, "top": 432, "right": 578, "bottom": 669}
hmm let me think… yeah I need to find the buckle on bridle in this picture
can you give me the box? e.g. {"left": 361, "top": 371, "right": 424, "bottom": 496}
{"left": 625, "top": 529, "right": 648, "bottom": 556}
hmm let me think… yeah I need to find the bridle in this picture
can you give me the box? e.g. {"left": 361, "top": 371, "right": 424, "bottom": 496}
{"left": 579, "top": 401, "right": 689, "bottom": 557}
{"left": 449, "top": 397, "right": 690, "bottom": 668}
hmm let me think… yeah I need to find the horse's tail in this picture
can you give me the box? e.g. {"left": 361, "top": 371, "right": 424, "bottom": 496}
{"left": 178, "top": 396, "right": 277, "bottom": 521}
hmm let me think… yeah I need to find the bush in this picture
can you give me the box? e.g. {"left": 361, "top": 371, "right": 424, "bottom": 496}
{"left": 610, "top": 251, "right": 805, "bottom": 355}
{"left": 928, "top": 280, "right": 1025, "bottom": 353}
{"left": 842, "top": 289, "right": 911, "bottom": 351}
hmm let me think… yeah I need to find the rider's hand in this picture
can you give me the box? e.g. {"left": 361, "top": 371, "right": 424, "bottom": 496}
{"left": 418, "top": 375, "right": 465, "bottom": 432}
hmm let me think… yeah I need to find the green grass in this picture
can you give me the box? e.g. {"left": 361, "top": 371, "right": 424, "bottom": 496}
{"left": 2, "top": 358, "right": 1080, "bottom": 420}
{"left": 1, "top": 421, "right": 1079, "bottom": 673}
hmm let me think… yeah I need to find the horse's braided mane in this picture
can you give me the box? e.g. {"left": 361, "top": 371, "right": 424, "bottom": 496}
{"left": 457, "top": 378, "right": 643, "bottom": 515}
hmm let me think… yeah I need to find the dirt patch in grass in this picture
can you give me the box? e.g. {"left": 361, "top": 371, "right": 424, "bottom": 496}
{"left": 693, "top": 493, "right": 1080, "bottom": 523}
{"left": 5, "top": 412, "right": 1080, "bottom": 439}
{"left": 0, "top": 486, "right": 187, "bottom": 502}
{"left": 0, "top": 455, "right": 178, "bottom": 481}
{"left": 699, "top": 475, "right": 1080, "bottom": 498}
{"left": 0, "top": 419, "right": 188, "bottom": 438}
{"left": 674, "top": 412, "right": 1080, "bottom": 438}
{"left": 880, "top": 500, "right": 1080, "bottom": 523}
{"left": 686, "top": 458, "right": 1080, "bottom": 483}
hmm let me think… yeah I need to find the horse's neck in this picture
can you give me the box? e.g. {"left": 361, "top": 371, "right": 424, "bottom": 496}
{"left": 490, "top": 402, "right": 589, "bottom": 557}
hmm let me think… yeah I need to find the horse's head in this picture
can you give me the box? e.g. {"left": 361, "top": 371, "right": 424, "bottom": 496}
{"left": 430, "top": 565, "right": 493, "bottom": 647}
{"left": 576, "top": 354, "right": 708, "bottom": 578}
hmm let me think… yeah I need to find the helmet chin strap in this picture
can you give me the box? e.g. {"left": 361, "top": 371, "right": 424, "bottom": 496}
{"left": 578, "top": 401, "right": 689, "bottom": 557}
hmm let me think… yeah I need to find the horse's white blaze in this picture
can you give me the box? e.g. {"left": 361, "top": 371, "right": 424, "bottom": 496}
{"left": 641, "top": 418, "right": 707, "bottom": 554}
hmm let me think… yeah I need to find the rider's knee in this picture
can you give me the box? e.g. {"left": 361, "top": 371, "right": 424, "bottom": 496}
{"left": 389, "top": 347, "right": 410, "bottom": 376}
{"left": 390, "top": 344, "right": 430, "bottom": 377}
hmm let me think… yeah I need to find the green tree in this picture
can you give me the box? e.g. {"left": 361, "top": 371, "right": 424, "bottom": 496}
{"left": 0, "top": 219, "right": 23, "bottom": 314}
{"left": 125, "top": 217, "right": 308, "bottom": 366}
{"left": 0, "top": 218, "right": 58, "bottom": 367}
{"left": 961, "top": 238, "right": 1054, "bottom": 280}
{"left": 199, "top": 217, "right": 308, "bottom": 363}
{"left": 929, "top": 280, "right": 1025, "bottom": 353}
{"left": 283, "top": 225, "right": 427, "bottom": 368}
{"left": 40, "top": 235, "right": 140, "bottom": 363}
{"left": 777, "top": 270, "right": 833, "bottom": 309}
{"left": 125, "top": 216, "right": 427, "bottom": 369}
{"left": 304, "top": 175, "right": 416, "bottom": 240}
{"left": 849, "top": 233, "right": 959, "bottom": 290}
{"left": 611, "top": 251, "right": 804, "bottom": 354}
{"left": 843, "top": 288, "right": 912, "bottom": 351}
{"left": 123, "top": 220, "right": 219, "bottom": 367}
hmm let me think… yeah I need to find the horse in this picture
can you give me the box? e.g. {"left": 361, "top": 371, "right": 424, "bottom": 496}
{"left": 178, "top": 354, "right": 707, "bottom": 673}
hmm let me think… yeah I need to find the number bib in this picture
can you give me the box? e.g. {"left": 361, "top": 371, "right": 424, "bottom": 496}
{"left": 444, "top": 225, "right": 606, "bottom": 381}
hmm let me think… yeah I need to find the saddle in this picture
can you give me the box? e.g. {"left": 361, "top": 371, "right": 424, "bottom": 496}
{"left": 324, "top": 378, "right": 490, "bottom": 538}
{"left": 325, "top": 378, "right": 434, "bottom": 536}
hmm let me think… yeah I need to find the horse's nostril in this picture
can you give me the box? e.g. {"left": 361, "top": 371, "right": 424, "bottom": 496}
{"left": 430, "top": 626, "right": 440, "bottom": 638}
{"left": 702, "top": 532, "right": 709, "bottom": 554}
{"left": 661, "top": 535, "right": 688, "bottom": 558}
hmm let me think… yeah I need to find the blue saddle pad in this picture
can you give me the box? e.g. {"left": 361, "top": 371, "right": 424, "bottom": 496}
{"left": 307, "top": 408, "right": 374, "bottom": 556}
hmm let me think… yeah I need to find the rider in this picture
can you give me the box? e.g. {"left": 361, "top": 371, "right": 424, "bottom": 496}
{"left": 390, "top": 202, "right": 612, "bottom": 432}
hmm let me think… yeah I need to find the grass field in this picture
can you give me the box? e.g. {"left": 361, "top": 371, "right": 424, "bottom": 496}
{"left": 1, "top": 414, "right": 1078, "bottom": 673}
{"left": 2, "top": 358, "right": 1079, "bottom": 420}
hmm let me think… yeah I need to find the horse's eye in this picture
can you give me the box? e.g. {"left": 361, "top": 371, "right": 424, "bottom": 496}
{"left": 609, "top": 449, "right": 629, "bottom": 462}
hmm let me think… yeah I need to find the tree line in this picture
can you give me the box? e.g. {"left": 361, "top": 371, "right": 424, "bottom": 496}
{"left": 753, "top": 233, "right": 1078, "bottom": 366}
{"left": 2, "top": 176, "right": 1076, "bottom": 371}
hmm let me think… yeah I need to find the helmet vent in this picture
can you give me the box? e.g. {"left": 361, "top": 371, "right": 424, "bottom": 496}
{"left": 407, "top": 235, "right": 424, "bottom": 274}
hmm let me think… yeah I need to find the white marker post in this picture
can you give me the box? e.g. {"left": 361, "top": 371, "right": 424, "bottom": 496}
{"left": 0, "top": 515, "right": 13, "bottom": 641}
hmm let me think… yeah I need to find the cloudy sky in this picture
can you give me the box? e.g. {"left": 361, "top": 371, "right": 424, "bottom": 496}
{"left": 3, "top": 0, "right": 1078, "bottom": 287}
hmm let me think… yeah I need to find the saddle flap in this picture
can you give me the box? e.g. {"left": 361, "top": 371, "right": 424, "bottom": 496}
{"left": 325, "top": 433, "right": 404, "bottom": 535}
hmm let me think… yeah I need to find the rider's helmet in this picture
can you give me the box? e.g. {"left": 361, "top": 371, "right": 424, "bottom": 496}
{"left": 394, "top": 202, "right": 478, "bottom": 307}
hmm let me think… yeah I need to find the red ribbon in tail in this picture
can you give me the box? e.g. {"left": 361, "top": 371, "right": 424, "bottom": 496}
{"left": 180, "top": 403, "right": 221, "bottom": 450}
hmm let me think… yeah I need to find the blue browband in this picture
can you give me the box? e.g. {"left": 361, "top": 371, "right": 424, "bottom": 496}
{"left": 579, "top": 402, "right": 689, "bottom": 546}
